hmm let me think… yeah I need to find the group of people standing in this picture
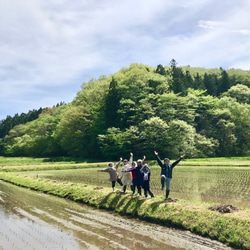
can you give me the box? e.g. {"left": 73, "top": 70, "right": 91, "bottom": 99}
{"left": 98, "top": 153, "right": 154, "bottom": 198}
{"left": 98, "top": 152, "right": 184, "bottom": 200}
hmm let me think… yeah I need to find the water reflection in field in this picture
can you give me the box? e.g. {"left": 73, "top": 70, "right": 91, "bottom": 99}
{"left": 23, "top": 165, "right": 250, "bottom": 208}
{"left": 0, "top": 181, "right": 229, "bottom": 250}
{"left": 173, "top": 166, "right": 250, "bottom": 207}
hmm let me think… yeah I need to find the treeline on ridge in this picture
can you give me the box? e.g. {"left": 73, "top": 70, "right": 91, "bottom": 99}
{"left": 0, "top": 108, "right": 43, "bottom": 139}
{"left": 0, "top": 62, "right": 250, "bottom": 160}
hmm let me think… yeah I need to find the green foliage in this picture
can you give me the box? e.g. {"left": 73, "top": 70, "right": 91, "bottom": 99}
{"left": 0, "top": 108, "right": 43, "bottom": 138}
{"left": 156, "top": 92, "right": 197, "bottom": 124}
{"left": 1, "top": 62, "right": 250, "bottom": 159}
{"left": 3, "top": 107, "right": 64, "bottom": 157}
{"left": 98, "top": 127, "right": 132, "bottom": 159}
{"left": 225, "top": 84, "right": 250, "bottom": 104}
{"left": 203, "top": 73, "right": 218, "bottom": 95}
{"left": 139, "top": 117, "right": 169, "bottom": 157}
{"left": 54, "top": 105, "right": 93, "bottom": 157}
{"left": 169, "top": 59, "right": 186, "bottom": 94}
{"left": 105, "top": 77, "right": 120, "bottom": 128}
{"left": 217, "top": 69, "right": 231, "bottom": 95}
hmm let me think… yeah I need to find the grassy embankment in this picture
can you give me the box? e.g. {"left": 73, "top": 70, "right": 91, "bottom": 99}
{"left": 0, "top": 165, "right": 250, "bottom": 249}
{"left": 1, "top": 156, "right": 250, "bottom": 172}
{"left": 0, "top": 156, "right": 107, "bottom": 172}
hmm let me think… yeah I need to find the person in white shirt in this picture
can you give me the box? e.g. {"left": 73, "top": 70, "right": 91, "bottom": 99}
{"left": 120, "top": 153, "right": 133, "bottom": 193}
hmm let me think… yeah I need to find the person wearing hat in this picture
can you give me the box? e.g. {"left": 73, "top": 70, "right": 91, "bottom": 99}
{"left": 136, "top": 157, "right": 145, "bottom": 194}
{"left": 123, "top": 154, "right": 146, "bottom": 195}
{"left": 140, "top": 163, "right": 154, "bottom": 198}
{"left": 97, "top": 157, "right": 123, "bottom": 191}
{"left": 120, "top": 154, "right": 133, "bottom": 193}
{"left": 154, "top": 151, "right": 185, "bottom": 199}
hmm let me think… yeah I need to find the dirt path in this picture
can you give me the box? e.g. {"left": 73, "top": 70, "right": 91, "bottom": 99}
{"left": 0, "top": 181, "right": 231, "bottom": 250}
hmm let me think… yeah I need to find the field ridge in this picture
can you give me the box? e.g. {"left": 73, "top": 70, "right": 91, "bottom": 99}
{"left": 0, "top": 172, "right": 249, "bottom": 249}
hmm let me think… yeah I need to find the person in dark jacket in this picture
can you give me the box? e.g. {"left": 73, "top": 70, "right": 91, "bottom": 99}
{"left": 154, "top": 151, "right": 185, "bottom": 199}
{"left": 122, "top": 155, "right": 146, "bottom": 195}
{"left": 140, "top": 164, "right": 154, "bottom": 198}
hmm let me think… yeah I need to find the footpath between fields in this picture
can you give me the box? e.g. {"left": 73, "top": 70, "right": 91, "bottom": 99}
{"left": 0, "top": 172, "right": 249, "bottom": 249}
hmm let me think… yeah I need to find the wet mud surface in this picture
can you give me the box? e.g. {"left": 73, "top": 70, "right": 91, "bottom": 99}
{"left": 0, "top": 181, "right": 231, "bottom": 250}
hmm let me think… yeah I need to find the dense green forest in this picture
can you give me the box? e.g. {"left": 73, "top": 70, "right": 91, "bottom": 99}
{"left": 1, "top": 62, "right": 250, "bottom": 159}
{"left": 0, "top": 108, "right": 43, "bottom": 139}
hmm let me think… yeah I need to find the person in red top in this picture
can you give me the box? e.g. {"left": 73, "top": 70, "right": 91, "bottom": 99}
{"left": 123, "top": 153, "right": 145, "bottom": 195}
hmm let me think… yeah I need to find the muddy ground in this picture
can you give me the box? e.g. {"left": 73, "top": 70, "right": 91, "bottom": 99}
{"left": 0, "top": 181, "right": 231, "bottom": 250}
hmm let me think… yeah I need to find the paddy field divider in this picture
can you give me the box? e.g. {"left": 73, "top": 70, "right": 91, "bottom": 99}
{"left": 0, "top": 172, "right": 249, "bottom": 249}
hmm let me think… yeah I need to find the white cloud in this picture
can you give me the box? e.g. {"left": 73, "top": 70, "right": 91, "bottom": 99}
{"left": 0, "top": 0, "right": 250, "bottom": 119}
{"left": 233, "top": 29, "right": 250, "bottom": 36}
{"left": 198, "top": 20, "right": 222, "bottom": 30}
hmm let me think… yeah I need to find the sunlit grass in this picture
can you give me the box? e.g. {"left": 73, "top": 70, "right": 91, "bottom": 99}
{"left": 0, "top": 156, "right": 102, "bottom": 166}
{"left": 184, "top": 156, "right": 250, "bottom": 161}
{"left": 1, "top": 156, "right": 250, "bottom": 167}
{"left": 13, "top": 165, "right": 250, "bottom": 208}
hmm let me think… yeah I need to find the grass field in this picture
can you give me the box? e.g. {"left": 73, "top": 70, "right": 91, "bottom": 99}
{"left": 1, "top": 156, "right": 250, "bottom": 208}
{"left": 10, "top": 164, "right": 250, "bottom": 208}
{"left": 1, "top": 156, "right": 250, "bottom": 249}
{"left": 0, "top": 156, "right": 103, "bottom": 166}
{"left": 1, "top": 156, "right": 250, "bottom": 167}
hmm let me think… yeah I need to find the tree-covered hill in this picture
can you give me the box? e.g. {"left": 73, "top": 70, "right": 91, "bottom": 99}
{"left": 1, "top": 62, "right": 250, "bottom": 159}
{"left": 0, "top": 108, "right": 43, "bottom": 139}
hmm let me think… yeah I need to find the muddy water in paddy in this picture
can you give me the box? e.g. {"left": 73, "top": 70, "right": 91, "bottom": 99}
{"left": 0, "top": 181, "right": 230, "bottom": 250}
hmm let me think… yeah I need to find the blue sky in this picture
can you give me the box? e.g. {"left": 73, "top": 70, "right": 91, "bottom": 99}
{"left": 1, "top": 0, "right": 250, "bottom": 120}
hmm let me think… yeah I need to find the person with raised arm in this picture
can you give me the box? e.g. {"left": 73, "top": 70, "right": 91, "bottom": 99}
{"left": 154, "top": 151, "right": 185, "bottom": 200}
{"left": 120, "top": 154, "right": 133, "bottom": 193}
{"left": 122, "top": 154, "right": 146, "bottom": 196}
{"left": 97, "top": 157, "right": 123, "bottom": 191}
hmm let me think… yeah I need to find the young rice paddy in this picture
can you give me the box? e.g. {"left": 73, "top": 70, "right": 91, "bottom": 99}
{"left": 14, "top": 164, "right": 250, "bottom": 208}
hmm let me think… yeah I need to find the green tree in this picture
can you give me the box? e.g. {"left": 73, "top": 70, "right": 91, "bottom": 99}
{"left": 156, "top": 92, "right": 197, "bottom": 124}
{"left": 225, "top": 84, "right": 250, "bottom": 104}
{"left": 169, "top": 59, "right": 186, "bottom": 94}
{"left": 166, "top": 120, "right": 197, "bottom": 158}
{"left": 217, "top": 70, "right": 231, "bottom": 95}
{"left": 54, "top": 106, "right": 92, "bottom": 158}
{"left": 155, "top": 64, "right": 166, "bottom": 75}
{"left": 193, "top": 73, "right": 205, "bottom": 90}
{"left": 218, "top": 97, "right": 250, "bottom": 155}
{"left": 117, "top": 98, "right": 136, "bottom": 129}
{"left": 105, "top": 77, "right": 120, "bottom": 128}
{"left": 184, "top": 70, "right": 194, "bottom": 89}
{"left": 203, "top": 73, "right": 218, "bottom": 96}
{"left": 210, "top": 109, "right": 237, "bottom": 156}
{"left": 139, "top": 117, "right": 169, "bottom": 157}
{"left": 2, "top": 63, "right": 250, "bottom": 159}
{"left": 3, "top": 107, "right": 63, "bottom": 157}
{"left": 98, "top": 127, "right": 132, "bottom": 159}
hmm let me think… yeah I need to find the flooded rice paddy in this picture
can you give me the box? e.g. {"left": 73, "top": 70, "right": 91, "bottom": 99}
{"left": 0, "top": 181, "right": 230, "bottom": 250}
{"left": 22, "top": 165, "right": 250, "bottom": 208}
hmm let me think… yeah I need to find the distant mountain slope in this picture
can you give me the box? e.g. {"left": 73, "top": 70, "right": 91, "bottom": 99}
{"left": 1, "top": 63, "right": 250, "bottom": 159}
